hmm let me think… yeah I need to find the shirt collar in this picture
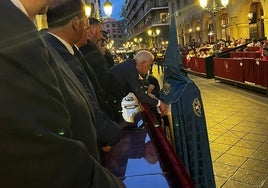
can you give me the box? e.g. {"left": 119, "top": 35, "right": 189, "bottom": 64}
{"left": 10, "top": 0, "right": 29, "bottom": 17}
{"left": 48, "top": 32, "right": 75, "bottom": 55}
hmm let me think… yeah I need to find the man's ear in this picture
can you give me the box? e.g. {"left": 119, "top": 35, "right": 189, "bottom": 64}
{"left": 85, "top": 25, "right": 94, "bottom": 36}
{"left": 71, "top": 16, "right": 80, "bottom": 31}
{"left": 91, "top": 26, "right": 97, "bottom": 35}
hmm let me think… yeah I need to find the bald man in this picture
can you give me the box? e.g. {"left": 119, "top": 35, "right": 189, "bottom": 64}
{"left": 108, "top": 50, "right": 168, "bottom": 118}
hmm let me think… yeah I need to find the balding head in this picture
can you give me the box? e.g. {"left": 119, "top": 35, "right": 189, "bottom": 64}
{"left": 135, "top": 50, "right": 154, "bottom": 64}
{"left": 135, "top": 50, "right": 154, "bottom": 76}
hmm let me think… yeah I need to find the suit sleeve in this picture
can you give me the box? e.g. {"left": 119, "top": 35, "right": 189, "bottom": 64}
{"left": 127, "top": 71, "right": 158, "bottom": 106}
{"left": 94, "top": 106, "right": 122, "bottom": 146}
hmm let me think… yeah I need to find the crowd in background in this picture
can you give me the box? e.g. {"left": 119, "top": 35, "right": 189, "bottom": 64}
{"left": 110, "top": 37, "right": 268, "bottom": 72}
{"left": 178, "top": 37, "right": 268, "bottom": 67}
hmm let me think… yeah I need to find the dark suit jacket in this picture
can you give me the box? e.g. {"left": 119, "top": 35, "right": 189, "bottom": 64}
{"left": 80, "top": 40, "right": 125, "bottom": 122}
{"left": 73, "top": 46, "right": 106, "bottom": 104}
{"left": 0, "top": 1, "right": 124, "bottom": 187}
{"left": 104, "top": 49, "right": 116, "bottom": 68}
{"left": 80, "top": 40, "right": 108, "bottom": 83}
{"left": 42, "top": 33, "right": 121, "bottom": 148}
{"left": 108, "top": 59, "right": 159, "bottom": 107}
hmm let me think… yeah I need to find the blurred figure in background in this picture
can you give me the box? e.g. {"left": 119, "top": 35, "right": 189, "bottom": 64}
{"left": 261, "top": 47, "right": 268, "bottom": 61}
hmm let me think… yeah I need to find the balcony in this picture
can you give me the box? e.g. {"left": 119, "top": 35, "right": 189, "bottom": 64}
{"left": 126, "top": 0, "right": 168, "bottom": 25}
{"left": 128, "top": 10, "right": 169, "bottom": 38}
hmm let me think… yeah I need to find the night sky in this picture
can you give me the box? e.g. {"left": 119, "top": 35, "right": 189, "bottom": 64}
{"left": 100, "top": 0, "right": 125, "bottom": 20}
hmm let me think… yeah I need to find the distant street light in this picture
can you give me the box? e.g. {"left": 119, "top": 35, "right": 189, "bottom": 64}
{"left": 123, "top": 41, "right": 132, "bottom": 52}
{"left": 103, "top": 0, "right": 113, "bottom": 18}
{"left": 147, "top": 29, "right": 160, "bottom": 48}
{"left": 107, "top": 40, "right": 114, "bottom": 49}
{"left": 134, "top": 37, "right": 143, "bottom": 49}
{"left": 161, "top": 40, "right": 168, "bottom": 48}
{"left": 196, "top": 26, "right": 201, "bottom": 42}
{"left": 85, "top": 2, "right": 94, "bottom": 18}
{"left": 188, "top": 28, "right": 192, "bottom": 44}
{"left": 199, "top": 0, "right": 229, "bottom": 56}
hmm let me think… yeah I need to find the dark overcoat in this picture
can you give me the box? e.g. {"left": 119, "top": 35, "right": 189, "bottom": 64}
{"left": 42, "top": 33, "right": 121, "bottom": 148}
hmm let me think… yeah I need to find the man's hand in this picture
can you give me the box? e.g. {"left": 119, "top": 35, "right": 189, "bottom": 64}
{"left": 159, "top": 100, "right": 168, "bottom": 115}
{"left": 102, "top": 145, "right": 112, "bottom": 152}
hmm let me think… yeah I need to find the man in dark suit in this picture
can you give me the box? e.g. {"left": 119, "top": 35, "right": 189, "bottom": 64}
{"left": 108, "top": 50, "right": 168, "bottom": 117}
{"left": 0, "top": 0, "right": 124, "bottom": 187}
{"left": 80, "top": 18, "right": 125, "bottom": 122}
{"left": 76, "top": 26, "right": 108, "bottom": 107}
{"left": 80, "top": 17, "right": 108, "bottom": 83}
{"left": 44, "top": 0, "right": 121, "bottom": 159}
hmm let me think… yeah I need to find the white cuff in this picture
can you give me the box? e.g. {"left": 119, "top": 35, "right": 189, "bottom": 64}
{"left": 157, "top": 100, "right": 161, "bottom": 107}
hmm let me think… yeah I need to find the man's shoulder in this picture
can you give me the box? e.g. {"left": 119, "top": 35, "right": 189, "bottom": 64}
{"left": 42, "top": 33, "right": 62, "bottom": 48}
{"left": 43, "top": 35, "right": 70, "bottom": 56}
{"left": 119, "top": 59, "right": 135, "bottom": 66}
{"left": 123, "top": 59, "right": 136, "bottom": 69}
{"left": 109, "top": 59, "right": 135, "bottom": 74}
{"left": 80, "top": 41, "right": 97, "bottom": 52}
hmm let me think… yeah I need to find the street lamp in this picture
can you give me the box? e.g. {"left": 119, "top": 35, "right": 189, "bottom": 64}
{"left": 147, "top": 29, "right": 160, "bottom": 48}
{"left": 124, "top": 41, "right": 133, "bottom": 52}
{"left": 199, "top": 0, "right": 229, "bottom": 56}
{"left": 103, "top": 0, "right": 113, "bottom": 18}
{"left": 188, "top": 28, "right": 192, "bottom": 45}
{"left": 161, "top": 40, "right": 168, "bottom": 49}
{"left": 196, "top": 26, "right": 201, "bottom": 42}
{"left": 248, "top": 12, "right": 254, "bottom": 24}
{"left": 85, "top": 2, "right": 94, "bottom": 18}
{"left": 134, "top": 37, "right": 143, "bottom": 49}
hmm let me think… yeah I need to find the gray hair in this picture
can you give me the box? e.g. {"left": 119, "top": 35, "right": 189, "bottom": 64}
{"left": 135, "top": 50, "right": 154, "bottom": 64}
